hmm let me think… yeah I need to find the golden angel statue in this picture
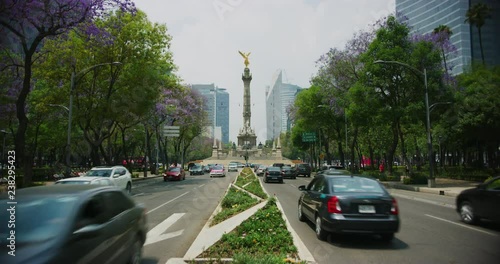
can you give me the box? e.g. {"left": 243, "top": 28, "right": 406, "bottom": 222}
{"left": 238, "top": 51, "right": 251, "bottom": 67}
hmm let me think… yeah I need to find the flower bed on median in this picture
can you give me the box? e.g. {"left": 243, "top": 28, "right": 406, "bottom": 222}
{"left": 234, "top": 167, "right": 268, "bottom": 199}
{"left": 210, "top": 186, "right": 260, "bottom": 226}
{"left": 198, "top": 198, "right": 302, "bottom": 262}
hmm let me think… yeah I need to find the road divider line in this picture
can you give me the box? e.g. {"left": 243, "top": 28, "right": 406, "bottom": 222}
{"left": 198, "top": 184, "right": 205, "bottom": 188}
{"left": 145, "top": 213, "right": 185, "bottom": 245}
{"left": 132, "top": 193, "right": 144, "bottom": 197}
{"left": 147, "top": 192, "right": 189, "bottom": 214}
{"left": 425, "top": 214, "right": 498, "bottom": 236}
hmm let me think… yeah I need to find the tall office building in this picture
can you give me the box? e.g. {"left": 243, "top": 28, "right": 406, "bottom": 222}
{"left": 396, "top": 0, "right": 500, "bottom": 75}
{"left": 190, "top": 84, "right": 230, "bottom": 144}
{"left": 266, "top": 70, "right": 303, "bottom": 141}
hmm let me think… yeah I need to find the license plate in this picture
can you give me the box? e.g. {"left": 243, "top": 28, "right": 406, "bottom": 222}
{"left": 358, "top": 205, "right": 375, "bottom": 213}
{"left": 272, "top": 177, "right": 277, "bottom": 180}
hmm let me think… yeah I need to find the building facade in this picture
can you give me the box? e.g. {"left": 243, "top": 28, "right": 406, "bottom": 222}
{"left": 190, "top": 84, "right": 229, "bottom": 144}
{"left": 396, "top": 0, "right": 500, "bottom": 75}
{"left": 265, "top": 70, "right": 303, "bottom": 141}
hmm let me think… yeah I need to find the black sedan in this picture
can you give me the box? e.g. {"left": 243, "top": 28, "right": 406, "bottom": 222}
{"left": 281, "top": 165, "right": 296, "bottom": 179}
{"left": 298, "top": 174, "right": 399, "bottom": 241}
{"left": 456, "top": 176, "right": 500, "bottom": 224}
{"left": 264, "top": 166, "right": 283, "bottom": 183}
{"left": 0, "top": 185, "right": 147, "bottom": 264}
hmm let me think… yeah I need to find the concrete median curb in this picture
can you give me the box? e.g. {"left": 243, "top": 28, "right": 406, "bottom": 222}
{"left": 382, "top": 182, "right": 470, "bottom": 197}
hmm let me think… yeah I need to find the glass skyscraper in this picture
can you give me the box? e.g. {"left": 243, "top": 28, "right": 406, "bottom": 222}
{"left": 396, "top": 0, "right": 500, "bottom": 75}
{"left": 190, "top": 84, "right": 230, "bottom": 144}
{"left": 266, "top": 70, "right": 303, "bottom": 141}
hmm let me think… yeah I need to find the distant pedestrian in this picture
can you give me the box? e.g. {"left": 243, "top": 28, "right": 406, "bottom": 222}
{"left": 379, "top": 163, "right": 385, "bottom": 173}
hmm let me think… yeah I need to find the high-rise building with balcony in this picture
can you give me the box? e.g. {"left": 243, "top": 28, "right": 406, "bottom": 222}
{"left": 396, "top": 0, "right": 500, "bottom": 75}
{"left": 265, "top": 70, "right": 303, "bottom": 141}
{"left": 190, "top": 84, "right": 229, "bottom": 144}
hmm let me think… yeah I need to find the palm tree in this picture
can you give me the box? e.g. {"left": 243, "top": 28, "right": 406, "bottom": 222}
{"left": 465, "top": 3, "right": 492, "bottom": 65}
{"left": 432, "top": 24, "right": 453, "bottom": 74}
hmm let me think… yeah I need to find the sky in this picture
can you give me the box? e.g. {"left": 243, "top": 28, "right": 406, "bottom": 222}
{"left": 134, "top": 0, "right": 395, "bottom": 143}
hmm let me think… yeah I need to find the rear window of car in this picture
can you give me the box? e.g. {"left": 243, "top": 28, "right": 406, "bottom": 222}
{"left": 329, "top": 177, "right": 385, "bottom": 193}
{"left": 168, "top": 167, "right": 181, "bottom": 172}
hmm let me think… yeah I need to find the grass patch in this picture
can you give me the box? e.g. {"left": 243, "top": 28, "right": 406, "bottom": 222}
{"left": 199, "top": 198, "right": 299, "bottom": 260}
{"left": 210, "top": 186, "right": 259, "bottom": 226}
{"left": 235, "top": 168, "right": 268, "bottom": 199}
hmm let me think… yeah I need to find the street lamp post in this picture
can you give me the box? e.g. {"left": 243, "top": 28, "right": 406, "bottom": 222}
{"left": 66, "top": 62, "right": 121, "bottom": 176}
{"left": 1, "top": 130, "right": 8, "bottom": 179}
{"left": 374, "top": 60, "right": 435, "bottom": 187}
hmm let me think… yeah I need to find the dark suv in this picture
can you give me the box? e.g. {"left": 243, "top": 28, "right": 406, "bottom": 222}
{"left": 295, "top": 163, "right": 311, "bottom": 177}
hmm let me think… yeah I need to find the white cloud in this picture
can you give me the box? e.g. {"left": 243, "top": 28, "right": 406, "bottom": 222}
{"left": 134, "top": 0, "right": 395, "bottom": 142}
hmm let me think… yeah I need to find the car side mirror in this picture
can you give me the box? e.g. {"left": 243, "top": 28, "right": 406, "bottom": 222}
{"left": 113, "top": 173, "right": 120, "bottom": 178}
{"left": 72, "top": 224, "right": 102, "bottom": 241}
{"left": 298, "top": 185, "right": 306, "bottom": 191}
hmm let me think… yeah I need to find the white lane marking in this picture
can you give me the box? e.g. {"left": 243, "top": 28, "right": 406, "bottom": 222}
{"left": 147, "top": 192, "right": 189, "bottom": 214}
{"left": 289, "top": 184, "right": 297, "bottom": 188}
{"left": 145, "top": 213, "right": 185, "bottom": 246}
{"left": 425, "top": 214, "right": 498, "bottom": 236}
{"left": 198, "top": 184, "right": 205, "bottom": 188}
{"left": 132, "top": 193, "right": 144, "bottom": 197}
{"left": 391, "top": 193, "right": 455, "bottom": 209}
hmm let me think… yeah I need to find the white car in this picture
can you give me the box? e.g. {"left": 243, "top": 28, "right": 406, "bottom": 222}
{"left": 227, "top": 163, "right": 238, "bottom": 172}
{"left": 55, "top": 176, "right": 114, "bottom": 186}
{"left": 84, "top": 166, "right": 133, "bottom": 194}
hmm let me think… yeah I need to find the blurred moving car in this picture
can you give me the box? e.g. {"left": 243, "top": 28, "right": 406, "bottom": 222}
{"left": 189, "top": 164, "right": 204, "bottom": 175}
{"left": 264, "top": 166, "right": 283, "bottom": 183}
{"left": 0, "top": 185, "right": 147, "bottom": 264}
{"left": 55, "top": 177, "right": 114, "bottom": 186}
{"left": 210, "top": 165, "right": 226, "bottom": 178}
{"left": 252, "top": 164, "right": 261, "bottom": 172}
{"left": 84, "top": 166, "right": 132, "bottom": 194}
{"left": 281, "top": 165, "right": 296, "bottom": 179}
{"left": 256, "top": 165, "right": 267, "bottom": 176}
{"left": 228, "top": 162, "right": 238, "bottom": 172}
{"left": 456, "top": 176, "right": 500, "bottom": 224}
{"left": 163, "top": 167, "right": 186, "bottom": 181}
{"left": 236, "top": 162, "right": 245, "bottom": 168}
{"left": 272, "top": 163, "right": 285, "bottom": 168}
{"left": 295, "top": 163, "right": 312, "bottom": 177}
{"left": 298, "top": 174, "right": 399, "bottom": 241}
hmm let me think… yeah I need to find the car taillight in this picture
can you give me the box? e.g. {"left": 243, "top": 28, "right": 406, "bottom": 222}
{"left": 266, "top": 171, "right": 269, "bottom": 176}
{"left": 327, "top": 196, "right": 342, "bottom": 214}
{"left": 391, "top": 198, "right": 398, "bottom": 215}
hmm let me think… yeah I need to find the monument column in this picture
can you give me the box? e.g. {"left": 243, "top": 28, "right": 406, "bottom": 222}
{"left": 237, "top": 51, "right": 257, "bottom": 149}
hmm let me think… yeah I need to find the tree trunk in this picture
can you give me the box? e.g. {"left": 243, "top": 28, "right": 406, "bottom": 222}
{"left": 478, "top": 27, "right": 485, "bottom": 65}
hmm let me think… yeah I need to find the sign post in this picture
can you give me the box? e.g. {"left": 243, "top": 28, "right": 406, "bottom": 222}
{"left": 163, "top": 126, "right": 180, "bottom": 137}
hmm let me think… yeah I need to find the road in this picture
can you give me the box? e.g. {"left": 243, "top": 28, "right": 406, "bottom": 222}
{"left": 131, "top": 170, "right": 238, "bottom": 264}
{"left": 261, "top": 176, "right": 500, "bottom": 264}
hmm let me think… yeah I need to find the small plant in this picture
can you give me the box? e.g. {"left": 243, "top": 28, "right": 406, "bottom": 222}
{"left": 200, "top": 198, "right": 299, "bottom": 260}
{"left": 210, "top": 187, "right": 259, "bottom": 226}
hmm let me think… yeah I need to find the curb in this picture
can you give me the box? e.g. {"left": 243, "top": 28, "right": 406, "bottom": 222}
{"left": 381, "top": 182, "right": 465, "bottom": 197}
{"left": 132, "top": 175, "right": 162, "bottom": 182}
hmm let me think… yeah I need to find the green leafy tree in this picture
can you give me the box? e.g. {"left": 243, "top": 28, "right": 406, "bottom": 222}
{"left": 465, "top": 3, "right": 492, "bottom": 65}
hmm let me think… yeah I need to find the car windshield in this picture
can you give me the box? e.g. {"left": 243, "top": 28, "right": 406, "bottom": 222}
{"left": 169, "top": 167, "right": 181, "bottom": 172}
{"left": 0, "top": 196, "right": 78, "bottom": 244}
{"left": 85, "top": 169, "right": 112, "bottom": 177}
{"left": 268, "top": 167, "right": 280, "bottom": 171}
{"left": 212, "top": 166, "right": 223, "bottom": 170}
{"left": 330, "top": 177, "right": 385, "bottom": 193}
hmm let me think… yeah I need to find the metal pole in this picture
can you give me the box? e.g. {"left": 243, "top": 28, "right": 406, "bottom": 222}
{"left": 1, "top": 130, "right": 7, "bottom": 178}
{"left": 66, "top": 71, "right": 75, "bottom": 177}
{"left": 345, "top": 111, "right": 348, "bottom": 169}
{"left": 144, "top": 128, "right": 148, "bottom": 178}
{"left": 424, "top": 68, "right": 435, "bottom": 187}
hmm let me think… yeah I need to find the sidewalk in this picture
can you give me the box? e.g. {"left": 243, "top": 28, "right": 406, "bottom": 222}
{"left": 381, "top": 178, "right": 479, "bottom": 197}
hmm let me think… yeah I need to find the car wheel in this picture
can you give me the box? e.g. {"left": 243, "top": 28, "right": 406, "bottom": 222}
{"left": 315, "top": 215, "right": 328, "bottom": 241}
{"left": 126, "top": 183, "right": 132, "bottom": 194}
{"left": 298, "top": 203, "right": 306, "bottom": 222}
{"left": 128, "top": 238, "right": 143, "bottom": 264}
{"left": 380, "top": 233, "right": 394, "bottom": 242}
{"left": 280, "top": 180, "right": 284, "bottom": 183}
{"left": 460, "top": 201, "right": 478, "bottom": 224}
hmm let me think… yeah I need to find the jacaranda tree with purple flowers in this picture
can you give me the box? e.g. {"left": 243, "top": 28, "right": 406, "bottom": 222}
{"left": 0, "top": 0, "right": 136, "bottom": 184}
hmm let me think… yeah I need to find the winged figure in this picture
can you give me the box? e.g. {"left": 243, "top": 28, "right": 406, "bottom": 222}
{"left": 238, "top": 51, "right": 251, "bottom": 67}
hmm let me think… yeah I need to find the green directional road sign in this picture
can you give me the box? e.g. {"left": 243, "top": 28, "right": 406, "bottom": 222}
{"left": 302, "top": 132, "right": 316, "bottom": 142}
